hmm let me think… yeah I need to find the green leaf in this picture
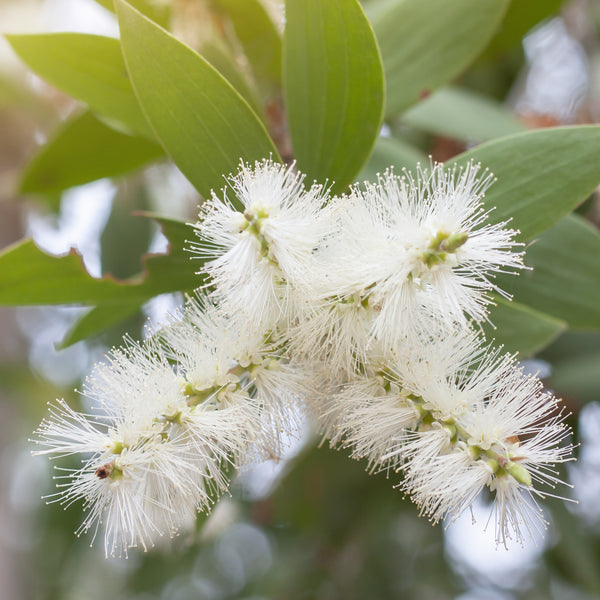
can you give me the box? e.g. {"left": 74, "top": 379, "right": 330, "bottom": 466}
{"left": 0, "top": 216, "right": 199, "bottom": 306}
{"left": 369, "top": 0, "right": 509, "bottom": 116}
{"left": 92, "top": 0, "right": 171, "bottom": 27}
{"left": 200, "top": 38, "right": 264, "bottom": 118}
{"left": 59, "top": 211, "right": 192, "bottom": 347}
{"left": 116, "top": 0, "right": 279, "bottom": 200}
{"left": 283, "top": 0, "right": 384, "bottom": 192}
{"left": 497, "top": 215, "right": 600, "bottom": 331}
{"left": 482, "top": 0, "right": 564, "bottom": 59}
{"left": 483, "top": 298, "right": 566, "bottom": 357}
{"left": 451, "top": 126, "right": 600, "bottom": 241}
{"left": 213, "top": 0, "right": 282, "bottom": 87}
{"left": 20, "top": 111, "right": 163, "bottom": 194}
{"left": 541, "top": 331, "right": 600, "bottom": 364}
{"left": 401, "top": 86, "right": 525, "bottom": 143}
{"left": 58, "top": 302, "right": 142, "bottom": 349}
{"left": 6, "top": 33, "right": 153, "bottom": 138}
{"left": 100, "top": 180, "right": 154, "bottom": 279}
{"left": 359, "top": 135, "right": 426, "bottom": 183}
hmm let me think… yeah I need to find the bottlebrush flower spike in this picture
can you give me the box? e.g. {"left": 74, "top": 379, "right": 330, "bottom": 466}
{"left": 157, "top": 294, "right": 310, "bottom": 460}
{"left": 326, "top": 331, "right": 573, "bottom": 546}
{"left": 31, "top": 157, "right": 573, "bottom": 556}
{"left": 306, "top": 161, "right": 524, "bottom": 356}
{"left": 189, "top": 158, "right": 331, "bottom": 332}
{"left": 32, "top": 337, "right": 245, "bottom": 556}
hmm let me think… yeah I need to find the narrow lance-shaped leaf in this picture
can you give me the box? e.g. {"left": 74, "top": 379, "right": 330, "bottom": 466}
{"left": 450, "top": 126, "right": 600, "bottom": 241}
{"left": 213, "top": 0, "right": 282, "bottom": 87}
{"left": 496, "top": 215, "right": 600, "bottom": 331}
{"left": 482, "top": 0, "right": 564, "bottom": 59}
{"left": 200, "top": 38, "right": 264, "bottom": 119}
{"left": 548, "top": 349, "right": 600, "bottom": 406}
{"left": 284, "top": 0, "right": 384, "bottom": 192}
{"left": 59, "top": 214, "right": 196, "bottom": 347}
{"left": 483, "top": 297, "right": 566, "bottom": 357}
{"left": 0, "top": 216, "right": 200, "bottom": 306}
{"left": 116, "top": 0, "right": 279, "bottom": 201}
{"left": 6, "top": 33, "right": 153, "bottom": 138}
{"left": 401, "top": 86, "right": 525, "bottom": 143}
{"left": 20, "top": 111, "right": 164, "bottom": 194}
{"left": 368, "top": 0, "right": 509, "bottom": 116}
{"left": 58, "top": 302, "right": 143, "bottom": 349}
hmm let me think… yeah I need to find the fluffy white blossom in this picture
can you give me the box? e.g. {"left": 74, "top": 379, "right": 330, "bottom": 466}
{"left": 301, "top": 162, "right": 524, "bottom": 358}
{"left": 158, "top": 294, "right": 312, "bottom": 459}
{"left": 287, "top": 295, "right": 374, "bottom": 377}
{"left": 325, "top": 331, "right": 573, "bottom": 546}
{"left": 32, "top": 158, "right": 573, "bottom": 554}
{"left": 33, "top": 337, "right": 249, "bottom": 556}
{"left": 189, "top": 158, "right": 330, "bottom": 332}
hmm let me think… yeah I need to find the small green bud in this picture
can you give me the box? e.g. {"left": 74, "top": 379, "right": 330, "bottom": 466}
{"left": 422, "top": 230, "right": 468, "bottom": 267}
{"left": 264, "top": 358, "right": 279, "bottom": 370}
{"left": 467, "top": 445, "right": 481, "bottom": 460}
{"left": 163, "top": 410, "right": 183, "bottom": 424}
{"left": 111, "top": 464, "right": 124, "bottom": 480}
{"left": 422, "top": 250, "right": 445, "bottom": 267}
{"left": 442, "top": 231, "right": 468, "bottom": 252}
{"left": 185, "top": 384, "right": 218, "bottom": 407}
{"left": 110, "top": 440, "right": 124, "bottom": 455}
{"left": 430, "top": 230, "right": 450, "bottom": 249}
{"left": 504, "top": 461, "right": 532, "bottom": 487}
{"left": 443, "top": 422, "right": 456, "bottom": 439}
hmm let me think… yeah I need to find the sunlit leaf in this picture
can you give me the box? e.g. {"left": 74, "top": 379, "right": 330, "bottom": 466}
{"left": 6, "top": 33, "right": 153, "bottom": 138}
{"left": 368, "top": 0, "right": 509, "bottom": 116}
{"left": 20, "top": 111, "right": 163, "bottom": 194}
{"left": 116, "top": 0, "right": 279, "bottom": 200}
{"left": 284, "top": 0, "right": 384, "bottom": 192}
{"left": 451, "top": 126, "right": 600, "bottom": 241}
{"left": 92, "top": 0, "right": 171, "bottom": 27}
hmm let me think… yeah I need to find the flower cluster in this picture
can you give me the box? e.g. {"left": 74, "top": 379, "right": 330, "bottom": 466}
{"left": 33, "top": 158, "right": 573, "bottom": 555}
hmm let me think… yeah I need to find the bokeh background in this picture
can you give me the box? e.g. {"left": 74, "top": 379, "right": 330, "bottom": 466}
{"left": 1, "top": 1, "right": 600, "bottom": 598}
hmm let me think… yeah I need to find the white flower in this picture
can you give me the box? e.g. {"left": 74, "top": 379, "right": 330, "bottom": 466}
{"left": 308, "top": 162, "right": 524, "bottom": 352}
{"left": 320, "top": 371, "right": 419, "bottom": 473}
{"left": 189, "top": 158, "right": 330, "bottom": 331}
{"left": 287, "top": 296, "right": 373, "bottom": 378}
{"left": 158, "top": 294, "right": 310, "bottom": 460}
{"left": 34, "top": 399, "right": 208, "bottom": 556}
{"left": 32, "top": 337, "right": 243, "bottom": 556}
{"left": 325, "top": 330, "right": 573, "bottom": 545}
{"left": 32, "top": 155, "right": 572, "bottom": 555}
{"left": 286, "top": 192, "right": 381, "bottom": 374}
